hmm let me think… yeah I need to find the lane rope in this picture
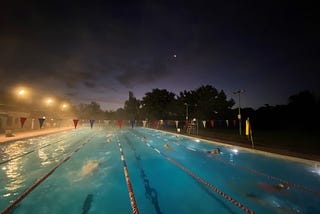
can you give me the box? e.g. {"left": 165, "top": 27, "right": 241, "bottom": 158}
{"left": 136, "top": 135, "right": 254, "bottom": 214}
{"left": 161, "top": 132, "right": 320, "bottom": 196}
{"left": 1, "top": 135, "right": 94, "bottom": 214}
{"left": 131, "top": 129, "right": 320, "bottom": 197}
{"left": 0, "top": 131, "right": 78, "bottom": 165}
{"left": 0, "top": 142, "right": 57, "bottom": 165}
{"left": 117, "top": 141, "right": 139, "bottom": 214}
{"left": 212, "top": 155, "right": 320, "bottom": 197}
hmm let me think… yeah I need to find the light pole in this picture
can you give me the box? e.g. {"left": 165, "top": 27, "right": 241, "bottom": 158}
{"left": 184, "top": 103, "right": 189, "bottom": 132}
{"left": 233, "top": 89, "right": 245, "bottom": 135}
{"left": 184, "top": 103, "right": 189, "bottom": 120}
{"left": 195, "top": 104, "right": 198, "bottom": 135}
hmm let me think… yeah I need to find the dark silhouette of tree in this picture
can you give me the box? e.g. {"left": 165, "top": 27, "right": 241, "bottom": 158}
{"left": 178, "top": 85, "right": 235, "bottom": 120}
{"left": 77, "top": 101, "right": 104, "bottom": 120}
{"left": 141, "top": 89, "right": 176, "bottom": 120}
{"left": 287, "top": 90, "right": 319, "bottom": 129}
{"left": 254, "top": 90, "right": 319, "bottom": 130}
{"left": 124, "top": 91, "right": 140, "bottom": 120}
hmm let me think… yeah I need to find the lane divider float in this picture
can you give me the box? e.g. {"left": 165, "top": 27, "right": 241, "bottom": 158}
{"left": 0, "top": 140, "right": 62, "bottom": 165}
{"left": 212, "top": 155, "right": 320, "bottom": 197}
{"left": 139, "top": 138, "right": 255, "bottom": 214}
{"left": 132, "top": 130, "right": 320, "bottom": 197}
{"left": 1, "top": 135, "right": 94, "bottom": 214}
{"left": 117, "top": 141, "right": 139, "bottom": 214}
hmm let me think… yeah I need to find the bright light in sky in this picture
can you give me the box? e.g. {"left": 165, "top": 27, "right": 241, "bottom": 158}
{"left": 18, "top": 89, "right": 25, "bottom": 95}
{"left": 45, "top": 98, "right": 54, "bottom": 106}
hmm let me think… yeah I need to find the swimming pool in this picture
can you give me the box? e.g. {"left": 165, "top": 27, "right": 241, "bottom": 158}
{"left": 1, "top": 127, "right": 319, "bottom": 214}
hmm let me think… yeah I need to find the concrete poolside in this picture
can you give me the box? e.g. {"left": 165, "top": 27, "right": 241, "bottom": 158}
{"left": 0, "top": 127, "right": 74, "bottom": 144}
{"left": 191, "top": 132, "right": 320, "bottom": 162}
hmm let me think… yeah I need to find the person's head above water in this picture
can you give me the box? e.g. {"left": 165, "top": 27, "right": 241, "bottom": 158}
{"left": 207, "top": 148, "right": 221, "bottom": 154}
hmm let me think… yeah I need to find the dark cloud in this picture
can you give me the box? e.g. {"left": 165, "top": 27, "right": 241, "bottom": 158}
{"left": 116, "top": 58, "right": 170, "bottom": 88}
{"left": 1, "top": 0, "right": 319, "bottom": 110}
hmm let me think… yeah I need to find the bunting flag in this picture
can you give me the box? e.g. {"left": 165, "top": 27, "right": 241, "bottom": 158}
{"left": 142, "top": 120, "right": 147, "bottom": 127}
{"left": 90, "top": 119, "right": 95, "bottom": 128}
{"left": 20, "top": 117, "right": 27, "bottom": 128}
{"left": 73, "top": 119, "right": 79, "bottom": 129}
{"left": 130, "top": 120, "right": 135, "bottom": 128}
{"left": 233, "top": 119, "right": 237, "bottom": 127}
{"left": 153, "top": 120, "right": 157, "bottom": 129}
{"left": 175, "top": 120, "right": 179, "bottom": 128}
{"left": 210, "top": 119, "right": 215, "bottom": 128}
{"left": 226, "top": 120, "right": 229, "bottom": 127}
{"left": 202, "top": 120, "right": 206, "bottom": 128}
{"left": 39, "top": 118, "right": 45, "bottom": 129}
{"left": 118, "top": 120, "right": 122, "bottom": 129}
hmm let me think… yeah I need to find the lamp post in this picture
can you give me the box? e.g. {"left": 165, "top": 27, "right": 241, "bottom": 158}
{"left": 184, "top": 103, "right": 189, "bottom": 132}
{"left": 233, "top": 89, "right": 245, "bottom": 135}
{"left": 184, "top": 103, "right": 189, "bottom": 120}
{"left": 195, "top": 104, "right": 198, "bottom": 135}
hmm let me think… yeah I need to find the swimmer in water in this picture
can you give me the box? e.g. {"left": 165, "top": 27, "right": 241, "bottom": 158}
{"left": 164, "top": 144, "right": 172, "bottom": 150}
{"left": 207, "top": 148, "right": 221, "bottom": 155}
{"left": 257, "top": 181, "right": 289, "bottom": 192}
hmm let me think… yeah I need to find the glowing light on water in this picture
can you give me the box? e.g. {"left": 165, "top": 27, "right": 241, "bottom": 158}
{"left": 231, "top": 149, "right": 238, "bottom": 154}
{"left": 310, "top": 163, "right": 320, "bottom": 176}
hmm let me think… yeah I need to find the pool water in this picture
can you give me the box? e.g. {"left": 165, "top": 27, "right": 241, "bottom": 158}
{"left": 0, "top": 127, "right": 319, "bottom": 214}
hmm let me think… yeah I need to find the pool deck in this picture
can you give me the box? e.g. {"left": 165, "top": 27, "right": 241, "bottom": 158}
{"left": 0, "top": 127, "right": 74, "bottom": 144}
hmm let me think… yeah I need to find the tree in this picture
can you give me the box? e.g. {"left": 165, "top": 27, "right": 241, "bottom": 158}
{"left": 287, "top": 90, "right": 319, "bottom": 129}
{"left": 178, "top": 85, "right": 235, "bottom": 120}
{"left": 141, "top": 89, "right": 176, "bottom": 120}
{"left": 123, "top": 91, "right": 140, "bottom": 120}
{"left": 77, "top": 101, "right": 104, "bottom": 120}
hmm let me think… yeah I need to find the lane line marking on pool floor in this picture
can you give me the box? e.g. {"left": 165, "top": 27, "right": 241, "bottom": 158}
{"left": 1, "top": 135, "right": 95, "bottom": 214}
{"left": 159, "top": 133, "right": 320, "bottom": 197}
{"left": 211, "top": 155, "right": 320, "bottom": 197}
{"left": 148, "top": 127, "right": 319, "bottom": 165}
{"left": 0, "top": 138, "right": 66, "bottom": 165}
{"left": 135, "top": 129, "right": 320, "bottom": 198}
{"left": 117, "top": 141, "right": 140, "bottom": 214}
{"left": 136, "top": 137, "right": 255, "bottom": 214}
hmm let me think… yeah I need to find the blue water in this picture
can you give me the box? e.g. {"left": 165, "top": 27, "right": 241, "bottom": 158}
{"left": 0, "top": 127, "right": 319, "bottom": 214}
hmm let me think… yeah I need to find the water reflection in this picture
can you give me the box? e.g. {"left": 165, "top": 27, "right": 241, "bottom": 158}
{"left": 3, "top": 159, "right": 24, "bottom": 192}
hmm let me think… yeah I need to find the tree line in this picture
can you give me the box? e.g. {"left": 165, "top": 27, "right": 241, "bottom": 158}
{"left": 1, "top": 85, "right": 318, "bottom": 130}
{"left": 76, "top": 85, "right": 320, "bottom": 130}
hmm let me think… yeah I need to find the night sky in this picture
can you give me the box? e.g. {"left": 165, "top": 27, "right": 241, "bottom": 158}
{"left": 1, "top": 0, "right": 319, "bottom": 110}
